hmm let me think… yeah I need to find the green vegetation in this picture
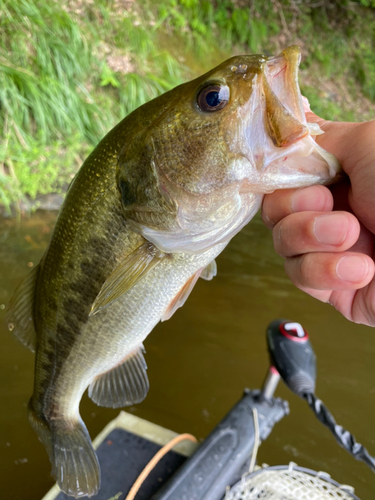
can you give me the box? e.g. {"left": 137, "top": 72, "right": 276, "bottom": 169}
{"left": 1, "top": 0, "right": 375, "bottom": 211}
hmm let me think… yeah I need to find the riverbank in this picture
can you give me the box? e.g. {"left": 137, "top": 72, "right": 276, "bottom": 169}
{"left": 1, "top": 0, "right": 375, "bottom": 213}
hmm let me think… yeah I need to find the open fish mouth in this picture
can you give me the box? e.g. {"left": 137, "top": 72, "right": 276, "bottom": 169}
{"left": 236, "top": 45, "right": 340, "bottom": 191}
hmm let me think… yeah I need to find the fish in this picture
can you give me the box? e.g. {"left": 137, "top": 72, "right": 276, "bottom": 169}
{"left": 6, "top": 46, "right": 341, "bottom": 498}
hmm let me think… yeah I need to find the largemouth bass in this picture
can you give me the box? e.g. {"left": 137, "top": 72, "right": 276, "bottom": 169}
{"left": 6, "top": 46, "right": 340, "bottom": 498}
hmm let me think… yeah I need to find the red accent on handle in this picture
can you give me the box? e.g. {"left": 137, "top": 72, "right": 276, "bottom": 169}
{"left": 279, "top": 322, "right": 309, "bottom": 342}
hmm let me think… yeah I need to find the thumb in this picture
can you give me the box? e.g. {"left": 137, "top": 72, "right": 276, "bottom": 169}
{"left": 302, "top": 101, "right": 359, "bottom": 166}
{"left": 302, "top": 97, "right": 330, "bottom": 131}
{"left": 304, "top": 98, "right": 375, "bottom": 234}
{"left": 305, "top": 111, "right": 330, "bottom": 132}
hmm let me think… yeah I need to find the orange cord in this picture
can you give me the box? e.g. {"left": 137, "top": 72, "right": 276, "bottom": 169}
{"left": 124, "top": 433, "right": 198, "bottom": 500}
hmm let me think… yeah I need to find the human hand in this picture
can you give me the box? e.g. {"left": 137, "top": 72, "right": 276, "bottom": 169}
{"left": 262, "top": 112, "right": 375, "bottom": 326}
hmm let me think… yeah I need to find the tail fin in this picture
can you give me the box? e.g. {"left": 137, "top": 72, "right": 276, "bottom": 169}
{"left": 28, "top": 401, "right": 100, "bottom": 498}
{"left": 52, "top": 420, "right": 100, "bottom": 498}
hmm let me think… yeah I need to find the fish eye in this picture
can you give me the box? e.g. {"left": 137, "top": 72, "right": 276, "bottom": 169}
{"left": 197, "top": 84, "right": 230, "bottom": 112}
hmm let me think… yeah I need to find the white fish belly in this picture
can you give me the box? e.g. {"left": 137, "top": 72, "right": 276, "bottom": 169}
{"left": 55, "top": 242, "right": 226, "bottom": 415}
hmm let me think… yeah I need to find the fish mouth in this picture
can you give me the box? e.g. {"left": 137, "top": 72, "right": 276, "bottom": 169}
{"left": 263, "top": 46, "right": 308, "bottom": 148}
{"left": 236, "top": 45, "right": 341, "bottom": 191}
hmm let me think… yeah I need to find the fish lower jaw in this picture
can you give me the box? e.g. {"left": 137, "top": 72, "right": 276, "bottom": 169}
{"left": 239, "top": 172, "right": 327, "bottom": 195}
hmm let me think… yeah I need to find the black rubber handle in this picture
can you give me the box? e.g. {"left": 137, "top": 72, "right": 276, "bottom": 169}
{"left": 266, "top": 319, "right": 316, "bottom": 397}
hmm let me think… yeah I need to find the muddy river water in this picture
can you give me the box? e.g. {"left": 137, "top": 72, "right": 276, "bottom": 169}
{"left": 1, "top": 210, "right": 375, "bottom": 500}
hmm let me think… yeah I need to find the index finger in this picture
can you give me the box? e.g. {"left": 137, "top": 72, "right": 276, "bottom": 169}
{"left": 261, "top": 184, "right": 334, "bottom": 229}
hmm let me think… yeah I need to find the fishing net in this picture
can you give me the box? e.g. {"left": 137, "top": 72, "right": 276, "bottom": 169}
{"left": 224, "top": 463, "right": 360, "bottom": 500}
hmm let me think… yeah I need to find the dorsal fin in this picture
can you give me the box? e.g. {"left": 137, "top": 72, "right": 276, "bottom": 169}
{"left": 6, "top": 264, "right": 39, "bottom": 352}
{"left": 88, "top": 345, "right": 149, "bottom": 408}
{"left": 90, "top": 242, "right": 167, "bottom": 316}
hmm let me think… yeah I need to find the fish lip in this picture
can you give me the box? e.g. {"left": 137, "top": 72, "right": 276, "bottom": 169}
{"left": 261, "top": 46, "right": 308, "bottom": 148}
{"left": 264, "top": 45, "right": 305, "bottom": 124}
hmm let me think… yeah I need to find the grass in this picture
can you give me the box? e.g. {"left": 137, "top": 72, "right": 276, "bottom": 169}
{"left": 0, "top": 0, "right": 185, "bottom": 210}
{"left": 1, "top": 0, "right": 375, "bottom": 211}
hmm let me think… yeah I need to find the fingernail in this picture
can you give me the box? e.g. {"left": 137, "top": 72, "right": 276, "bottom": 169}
{"left": 336, "top": 256, "right": 369, "bottom": 283}
{"left": 313, "top": 213, "right": 348, "bottom": 246}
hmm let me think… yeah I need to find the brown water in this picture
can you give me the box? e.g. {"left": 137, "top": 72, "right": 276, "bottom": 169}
{"left": 1, "top": 210, "right": 375, "bottom": 500}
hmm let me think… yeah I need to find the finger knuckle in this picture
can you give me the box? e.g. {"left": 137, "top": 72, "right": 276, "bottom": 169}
{"left": 298, "top": 254, "right": 315, "bottom": 286}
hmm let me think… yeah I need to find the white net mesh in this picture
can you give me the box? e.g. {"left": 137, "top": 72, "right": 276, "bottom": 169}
{"left": 224, "top": 465, "right": 358, "bottom": 500}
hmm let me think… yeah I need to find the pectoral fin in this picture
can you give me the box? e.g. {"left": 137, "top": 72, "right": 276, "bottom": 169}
{"left": 200, "top": 260, "right": 217, "bottom": 281}
{"left": 88, "top": 345, "right": 149, "bottom": 408}
{"left": 90, "top": 242, "right": 166, "bottom": 316}
{"left": 161, "top": 270, "right": 202, "bottom": 322}
{"left": 6, "top": 264, "right": 39, "bottom": 352}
